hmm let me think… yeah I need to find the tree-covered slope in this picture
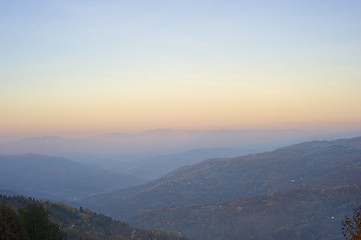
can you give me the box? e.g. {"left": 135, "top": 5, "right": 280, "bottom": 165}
{"left": 83, "top": 137, "right": 361, "bottom": 220}
{"left": 130, "top": 185, "right": 361, "bottom": 240}
{"left": 0, "top": 195, "right": 191, "bottom": 240}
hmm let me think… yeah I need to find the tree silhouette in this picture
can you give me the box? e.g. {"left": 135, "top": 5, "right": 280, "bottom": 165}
{"left": 342, "top": 206, "right": 361, "bottom": 240}
{"left": 0, "top": 203, "right": 28, "bottom": 240}
{"left": 18, "top": 203, "right": 67, "bottom": 240}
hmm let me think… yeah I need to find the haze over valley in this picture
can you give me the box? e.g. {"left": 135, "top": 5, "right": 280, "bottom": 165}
{"left": 1, "top": 0, "right": 361, "bottom": 239}
{"left": 1, "top": 129, "right": 361, "bottom": 180}
{"left": 2, "top": 136, "right": 361, "bottom": 239}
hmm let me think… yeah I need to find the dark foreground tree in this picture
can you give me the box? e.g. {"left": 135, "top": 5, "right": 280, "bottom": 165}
{"left": 18, "top": 203, "right": 67, "bottom": 240}
{"left": 342, "top": 205, "right": 361, "bottom": 240}
{"left": 0, "top": 203, "right": 28, "bottom": 240}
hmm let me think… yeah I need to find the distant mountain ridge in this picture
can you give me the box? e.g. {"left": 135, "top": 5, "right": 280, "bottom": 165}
{"left": 1, "top": 129, "right": 347, "bottom": 160}
{"left": 0, "top": 154, "right": 146, "bottom": 202}
{"left": 116, "top": 147, "right": 256, "bottom": 180}
{"left": 83, "top": 136, "right": 361, "bottom": 221}
{"left": 2, "top": 136, "right": 361, "bottom": 239}
{"left": 82, "top": 136, "right": 361, "bottom": 239}
{"left": 285, "top": 136, "right": 361, "bottom": 150}
{"left": 2, "top": 129, "right": 359, "bottom": 180}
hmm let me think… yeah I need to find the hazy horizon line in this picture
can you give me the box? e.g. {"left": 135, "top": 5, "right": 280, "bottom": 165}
{"left": 1, "top": 126, "right": 361, "bottom": 143}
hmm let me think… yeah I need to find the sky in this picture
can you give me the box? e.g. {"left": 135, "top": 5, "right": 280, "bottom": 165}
{"left": 1, "top": 0, "right": 361, "bottom": 139}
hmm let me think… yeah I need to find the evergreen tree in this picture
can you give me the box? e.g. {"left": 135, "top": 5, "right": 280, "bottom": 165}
{"left": 0, "top": 203, "right": 28, "bottom": 240}
{"left": 18, "top": 203, "right": 67, "bottom": 240}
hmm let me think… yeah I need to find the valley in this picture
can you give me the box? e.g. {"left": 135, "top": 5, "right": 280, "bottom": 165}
{"left": 3, "top": 1, "right": 361, "bottom": 239}
{"left": 1, "top": 136, "right": 361, "bottom": 239}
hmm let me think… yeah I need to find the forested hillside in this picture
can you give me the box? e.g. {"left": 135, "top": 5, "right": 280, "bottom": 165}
{"left": 0, "top": 195, "right": 191, "bottom": 240}
{"left": 83, "top": 137, "right": 361, "bottom": 240}
{"left": 83, "top": 137, "right": 361, "bottom": 220}
{"left": 131, "top": 185, "right": 361, "bottom": 240}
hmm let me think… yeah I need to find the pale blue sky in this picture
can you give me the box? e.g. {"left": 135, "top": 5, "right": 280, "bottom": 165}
{"left": 1, "top": 0, "right": 361, "bottom": 137}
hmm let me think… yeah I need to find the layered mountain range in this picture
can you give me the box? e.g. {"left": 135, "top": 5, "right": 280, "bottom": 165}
{"left": 0, "top": 154, "right": 146, "bottom": 202}
{"left": 1, "top": 129, "right": 349, "bottom": 180}
{"left": 2, "top": 135, "right": 361, "bottom": 239}
{"left": 83, "top": 136, "right": 361, "bottom": 240}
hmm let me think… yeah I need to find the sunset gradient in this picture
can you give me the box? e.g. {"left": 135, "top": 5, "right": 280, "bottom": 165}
{"left": 1, "top": 0, "right": 361, "bottom": 138}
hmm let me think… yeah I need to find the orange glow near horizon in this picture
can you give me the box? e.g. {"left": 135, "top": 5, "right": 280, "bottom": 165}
{"left": 1, "top": 80, "right": 361, "bottom": 137}
{"left": 1, "top": 1, "right": 361, "bottom": 138}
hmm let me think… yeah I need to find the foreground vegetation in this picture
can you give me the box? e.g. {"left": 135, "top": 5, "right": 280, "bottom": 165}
{"left": 0, "top": 195, "right": 191, "bottom": 240}
{"left": 0, "top": 201, "right": 66, "bottom": 240}
{"left": 84, "top": 137, "right": 361, "bottom": 240}
{"left": 342, "top": 206, "right": 361, "bottom": 240}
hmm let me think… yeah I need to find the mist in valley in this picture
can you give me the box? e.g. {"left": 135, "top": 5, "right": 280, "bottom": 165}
{"left": 1, "top": 0, "right": 361, "bottom": 239}
{"left": 2, "top": 128, "right": 361, "bottom": 180}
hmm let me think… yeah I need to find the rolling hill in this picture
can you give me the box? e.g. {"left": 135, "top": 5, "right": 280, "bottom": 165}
{"left": 115, "top": 147, "right": 255, "bottom": 180}
{"left": 83, "top": 137, "right": 361, "bottom": 221}
{"left": 130, "top": 185, "right": 361, "bottom": 240}
{"left": 0, "top": 195, "right": 191, "bottom": 240}
{"left": 0, "top": 154, "right": 146, "bottom": 202}
{"left": 0, "top": 129, "right": 340, "bottom": 179}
